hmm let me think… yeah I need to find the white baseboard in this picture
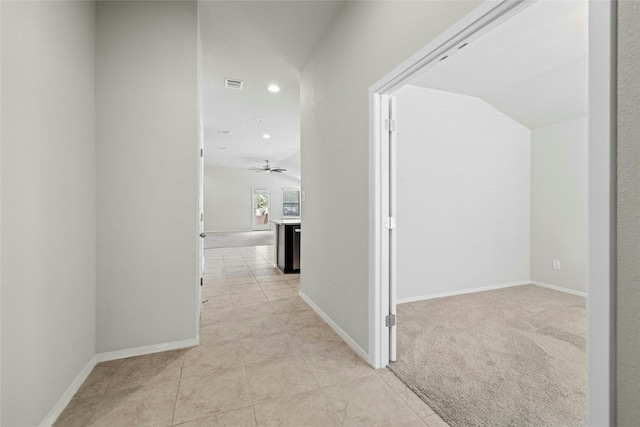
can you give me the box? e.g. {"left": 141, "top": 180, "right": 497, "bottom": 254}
{"left": 40, "top": 338, "right": 200, "bottom": 426}
{"left": 95, "top": 338, "right": 199, "bottom": 363}
{"left": 531, "top": 281, "right": 587, "bottom": 298}
{"left": 396, "top": 280, "right": 531, "bottom": 304}
{"left": 298, "top": 291, "right": 369, "bottom": 362}
{"left": 39, "top": 355, "right": 98, "bottom": 427}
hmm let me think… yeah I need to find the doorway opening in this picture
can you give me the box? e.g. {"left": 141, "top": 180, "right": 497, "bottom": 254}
{"left": 252, "top": 187, "right": 272, "bottom": 231}
{"left": 369, "top": 1, "right": 615, "bottom": 425}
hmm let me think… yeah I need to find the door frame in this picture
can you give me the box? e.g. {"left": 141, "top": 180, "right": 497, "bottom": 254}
{"left": 368, "top": 1, "right": 616, "bottom": 425}
{"left": 252, "top": 187, "right": 272, "bottom": 231}
{"left": 196, "top": 1, "right": 204, "bottom": 344}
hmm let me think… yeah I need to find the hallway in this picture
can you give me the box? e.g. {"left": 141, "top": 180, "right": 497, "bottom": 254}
{"left": 54, "top": 245, "right": 445, "bottom": 426}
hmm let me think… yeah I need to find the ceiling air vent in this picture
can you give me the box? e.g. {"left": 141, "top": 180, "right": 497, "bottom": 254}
{"left": 224, "top": 78, "right": 244, "bottom": 90}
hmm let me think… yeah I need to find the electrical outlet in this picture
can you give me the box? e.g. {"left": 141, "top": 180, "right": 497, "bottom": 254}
{"left": 552, "top": 260, "right": 561, "bottom": 270}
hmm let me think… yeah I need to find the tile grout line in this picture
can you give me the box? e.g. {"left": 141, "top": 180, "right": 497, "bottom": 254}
{"left": 184, "top": 245, "right": 311, "bottom": 426}
{"left": 224, "top": 254, "right": 259, "bottom": 426}
{"left": 169, "top": 354, "right": 187, "bottom": 426}
{"left": 236, "top": 287, "right": 260, "bottom": 427}
{"left": 300, "top": 355, "right": 344, "bottom": 426}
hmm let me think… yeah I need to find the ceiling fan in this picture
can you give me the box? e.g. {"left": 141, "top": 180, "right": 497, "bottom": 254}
{"left": 249, "top": 160, "right": 287, "bottom": 174}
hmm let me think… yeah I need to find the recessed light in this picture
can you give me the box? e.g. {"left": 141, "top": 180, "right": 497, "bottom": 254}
{"left": 254, "top": 118, "right": 264, "bottom": 122}
{"left": 262, "top": 134, "right": 271, "bottom": 139}
{"left": 267, "top": 84, "right": 280, "bottom": 93}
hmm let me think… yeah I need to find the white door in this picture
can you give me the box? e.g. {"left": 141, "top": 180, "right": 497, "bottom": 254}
{"left": 380, "top": 94, "right": 398, "bottom": 363}
{"left": 199, "top": 149, "right": 205, "bottom": 277}
{"left": 197, "top": 34, "right": 205, "bottom": 324}
{"left": 387, "top": 96, "right": 398, "bottom": 362}
{"left": 198, "top": 144, "right": 205, "bottom": 322}
{"left": 252, "top": 187, "right": 271, "bottom": 231}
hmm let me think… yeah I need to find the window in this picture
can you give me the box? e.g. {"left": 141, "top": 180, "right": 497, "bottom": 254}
{"left": 282, "top": 188, "right": 301, "bottom": 218}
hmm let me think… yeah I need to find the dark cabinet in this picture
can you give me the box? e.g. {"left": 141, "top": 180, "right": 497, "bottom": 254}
{"left": 275, "top": 222, "right": 301, "bottom": 274}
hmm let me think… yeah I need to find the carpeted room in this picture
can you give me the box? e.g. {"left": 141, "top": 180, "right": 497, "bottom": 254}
{"left": 386, "top": 2, "right": 588, "bottom": 426}
{"left": 389, "top": 286, "right": 586, "bottom": 426}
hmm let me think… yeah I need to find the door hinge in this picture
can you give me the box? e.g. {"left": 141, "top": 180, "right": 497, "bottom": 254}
{"left": 385, "top": 217, "right": 396, "bottom": 230}
{"left": 200, "top": 149, "right": 203, "bottom": 157}
{"left": 200, "top": 277, "right": 203, "bottom": 287}
{"left": 384, "top": 118, "right": 396, "bottom": 132}
{"left": 385, "top": 314, "right": 396, "bottom": 327}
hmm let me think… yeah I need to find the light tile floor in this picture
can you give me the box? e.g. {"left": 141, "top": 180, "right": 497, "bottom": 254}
{"left": 55, "top": 245, "right": 449, "bottom": 426}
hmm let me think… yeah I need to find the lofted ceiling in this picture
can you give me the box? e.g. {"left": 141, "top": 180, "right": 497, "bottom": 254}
{"left": 199, "top": 1, "right": 345, "bottom": 175}
{"left": 409, "top": 1, "right": 588, "bottom": 130}
{"left": 200, "top": 0, "right": 587, "bottom": 174}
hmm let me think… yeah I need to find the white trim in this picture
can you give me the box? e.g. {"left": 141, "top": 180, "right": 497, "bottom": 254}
{"left": 40, "top": 337, "right": 201, "bottom": 426}
{"left": 531, "top": 281, "right": 587, "bottom": 298}
{"left": 378, "top": 94, "right": 392, "bottom": 367}
{"left": 369, "top": 0, "right": 534, "bottom": 95}
{"left": 251, "top": 187, "right": 272, "bottom": 231}
{"left": 395, "top": 281, "right": 587, "bottom": 305}
{"left": 196, "top": 0, "right": 205, "bottom": 358}
{"left": 396, "top": 281, "right": 530, "bottom": 304}
{"left": 39, "top": 356, "right": 98, "bottom": 427}
{"left": 299, "top": 291, "right": 369, "bottom": 362}
{"left": 388, "top": 96, "right": 398, "bottom": 363}
{"left": 587, "top": 1, "right": 616, "bottom": 425}
{"left": 95, "top": 338, "right": 199, "bottom": 363}
{"left": 368, "top": 91, "right": 383, "bottom": 368}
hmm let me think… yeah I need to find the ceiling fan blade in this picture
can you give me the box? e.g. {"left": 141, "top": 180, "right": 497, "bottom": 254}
{"left": 249, "top": 161, "right": 282, "bottom": 172}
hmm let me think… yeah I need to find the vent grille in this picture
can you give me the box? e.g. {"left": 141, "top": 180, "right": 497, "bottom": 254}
{"left": 219, "top": 130, "right": 231, "bottom": 135}
{"left": 225, "top": 78, "right": 243, "bottom": 90}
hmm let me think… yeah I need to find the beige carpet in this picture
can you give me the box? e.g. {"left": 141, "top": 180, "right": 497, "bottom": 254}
{"left": 388, "top": 285, "right": 586, "bottom": 427}
{"left": 204, "top": 231, "right": 274, "bottom": 248}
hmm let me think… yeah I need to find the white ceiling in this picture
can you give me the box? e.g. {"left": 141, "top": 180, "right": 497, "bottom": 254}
{"left": 410, "top": 1, "right": 588, "bottom": 129}
{"left": 199, "top": 1, "right": 345, "bottom": 174}
{"left": 200, "top": 0, "right": 587, "bottom": 173}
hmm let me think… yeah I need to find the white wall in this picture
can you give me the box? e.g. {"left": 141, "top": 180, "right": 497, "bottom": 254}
{"left": 1, "top": 2, "right": 3, "bottom": 420}
{"left": 1, "top": 2, "right": 96, "bottom": 425}
{"left": 301, "top": 2, "right": 640, "bottom": 419}
{"left": 530, "top": 117, "right": 588, "bottom": 294}
{"left": 301, "top": 1, "right": 480, "bottom": 352}
{"left": 204, "top": 165, "right": 300, "bottom": 232}
{"left": 395, "top": 86, "right": 531, "bottom": 301}
{"left": 393, "top": 90, "right": 587, "bottom": 301}
{"left": 617, "top": 1, "right": 640, "bottom": 423}
{"left": 96, "top": 1, "right": 199, "bottom": 353}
